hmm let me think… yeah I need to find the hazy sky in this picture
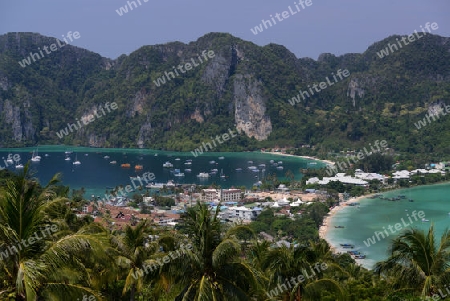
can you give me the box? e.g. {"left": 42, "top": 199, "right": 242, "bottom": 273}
{"left": 1, "top": 0, "right": 449, "bottom": 60}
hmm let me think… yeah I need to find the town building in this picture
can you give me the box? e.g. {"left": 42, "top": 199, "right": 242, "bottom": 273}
{"left": 201, "top": 188, "right": 242, "bottom": 202}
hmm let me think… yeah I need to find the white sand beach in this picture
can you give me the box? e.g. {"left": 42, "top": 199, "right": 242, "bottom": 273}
{"left": 319, "top": 194, "right": 375, "bottom": 241}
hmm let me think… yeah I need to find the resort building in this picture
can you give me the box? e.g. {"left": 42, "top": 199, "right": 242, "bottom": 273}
{"left": 201, "top": 188, "right": 242, "bottom": 202}
{"left": 354, "top": 169, "right": 387, "bottom": 183}
{"left": 221, "top": 189, "right": 242, "bottom": 202}
{"left": 202, "top": 189, "right": 220, "bottom": 202}
{"left": 221, "top": 206, "right": 262, "bottom": 221}
{"left": 312, "top": 174, "right": 369, "bottom": 187}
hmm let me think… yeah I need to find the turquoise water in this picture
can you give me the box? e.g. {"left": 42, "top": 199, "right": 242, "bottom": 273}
{"left": 0, "top": 146, "right": 323, "bottom": 198}
{"left": 325, "top": 182, "right": 450, "bottom": 269}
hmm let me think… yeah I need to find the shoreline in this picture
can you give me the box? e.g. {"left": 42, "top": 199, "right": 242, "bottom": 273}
{"left": 262, "top": 151, "right": 335, "bottom": 166}
{"left": 319, "top": 193, "right": 374, "bottom": 243}
{"left": 319, "top": 180, "right": 450, "bottom": 243}
{"left": 320, "top": 181, "right": 450, "bottom": 265}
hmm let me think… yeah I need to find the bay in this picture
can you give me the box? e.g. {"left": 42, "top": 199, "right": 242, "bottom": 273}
{"left": 325, "top": 182, "right": 450, "bottom": 269}
{"left": 0, "top": 145, "right": 323, "bottom": 199}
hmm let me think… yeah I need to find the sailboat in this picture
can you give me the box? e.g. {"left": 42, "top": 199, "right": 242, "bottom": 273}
{"left": 34, "top": 148, "right": 41, "bottom": 159}
{"left": 31, "top": 149, "right": 41, "bottom": 162}
{"left": 6, "top": 154, "right": 14, "bottom": 165}
{"left": 73, "top": 153, "right": 81, "bottom": 165}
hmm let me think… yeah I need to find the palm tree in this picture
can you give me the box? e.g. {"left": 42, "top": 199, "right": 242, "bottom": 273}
{"left": 170, "top": 202, "right": 260, "bottom": 300}
{"left": 111, "top": 219, "right": 157, "bottom": 301}
{"left": 262, "top": 242, "right": 346, "bottom": 301}
{"left": 374, "top": 225, "right": 450, "bottom": 299}
{"left": 0, "top": 163, "right": 109, "bottom": 300}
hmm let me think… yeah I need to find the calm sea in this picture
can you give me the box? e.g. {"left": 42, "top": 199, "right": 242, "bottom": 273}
{"left": 325, "top": 182, "right": 450, "bottom": 269}
{"left": 0, "top": 146, "right": 322, "bottom": 198}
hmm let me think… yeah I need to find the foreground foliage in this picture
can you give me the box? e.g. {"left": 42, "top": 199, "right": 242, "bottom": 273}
{"left": 0, "top": 169, "right": 449, "bottom": 300}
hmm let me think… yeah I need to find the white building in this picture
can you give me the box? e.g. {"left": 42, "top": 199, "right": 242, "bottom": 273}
{"left": 354, "top": 169, "right": 386, "bottom": 183}
{"left": 225, "top": 206, "right": 262, "bottom": 221}
{"left": 276, "top": 184, "right": 289, "bottom": 193}
{"left": 221, "top": 189, "right": 242, "bottom": 202}
{"left": 202, "top": 189, "right": 242, "bottom": 202}
{"left": 306, "top": 177, "right": 320, "bottom": 185}
{"left": 392, "top": 170, "right": 411, "bottom": 179}
{"left": 318, "top": 174, "right": 368, "bottom": 186}
{"left": 202, "top": 189, "right": 219, "bottom": 202}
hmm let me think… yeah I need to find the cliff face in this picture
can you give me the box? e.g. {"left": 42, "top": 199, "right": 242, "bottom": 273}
{"left": 1, "top": 99, "right": 34, "bottom": 143}
{"left": 0, "top": 32, "right": 449, "bottom": 154}
{"left": 233, "top": 75, "right": 272, "bottom": 140}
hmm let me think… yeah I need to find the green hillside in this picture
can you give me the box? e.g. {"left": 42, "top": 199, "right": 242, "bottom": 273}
{"left": 0, "top": 32, "right": 449, "bottom": 158}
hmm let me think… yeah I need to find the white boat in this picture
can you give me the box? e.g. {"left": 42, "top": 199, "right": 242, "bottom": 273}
{"left": 110, "top": 161, "right": 117, "bottom": 164}
{"left": 146, "top": 183, "right": 164, "bottom": 189}
{"left": 31, "top": 150, "right": 41, "bottom": 162}
{"left": 248, "top": 161, "right": 253, "bottom": 164}
{"left": 6, "top": 155, "right": 14, "bottom": 164}
{"left": 166, "top": 180, "right": 175, "bottom": 187}
{"left": 73, "top": 154, "right": 81, "bottom": 165}
{"left": 174, "top": 172, "right": 185, "bottom": 177}
{"left": 269, "top": 160, "right": 274, "bottom": 164}
{"left": 220, "top": 169, "right": 226, "bottom": 178}
{"left": 175, "top": 158, "right": 181, "bottom": 161}
{"left": 422, "top": 218, "right": 429, "bottom": 222}
{"left": 278, "top": 161, "right": 283, "bottom": 164}
{"left": 163, "top": 161, "right": 173, "bottom": 168}
{"left": 258, "top": 164, "right": 266, "bottom": 167}
{"left": 235, "top": 168, "right": 242, "bottom": 171}
{"left": 103, "top": 155, "right": 110, "bottom": 159}
{"left": 184, "top": 162, "right": 192, "bottom": 165}
{"left": 65, "top": 156, "right": 71, "bottom": 161}
{"left": 44, "top": 154, "right": 49, "bottom": 157}
{"left": 15, "top": 164, "right": 24, "bottom": 169}
{"left": 218, "top": 156, "right": 225, "bottom": 160}
{"left": 197, "top": 172, "right": 209, "bottom": 178}
{"left": 276, "top": 166, "right": 284, "bottom": 170}
{"left": 184, "top": 169, "right": 192, "bottom": 172}
{"left": 209, "top": 160, "right": 216, "bottom": 164}
{"left": 65, "top": 150, "right": 72, "bottom": 154}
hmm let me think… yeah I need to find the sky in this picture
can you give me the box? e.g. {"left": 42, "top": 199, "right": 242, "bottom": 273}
{"left": 0, "top": 0, "right": 449, "bottom": 60}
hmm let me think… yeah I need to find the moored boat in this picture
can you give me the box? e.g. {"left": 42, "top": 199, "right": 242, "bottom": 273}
{"left": 163, "top": 161, "right": 173, "bottom": 168}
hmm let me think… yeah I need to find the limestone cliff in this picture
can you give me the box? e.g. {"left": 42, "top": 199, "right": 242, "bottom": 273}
{"left": 233, "top": 75, "right": 272, "bottom": 141}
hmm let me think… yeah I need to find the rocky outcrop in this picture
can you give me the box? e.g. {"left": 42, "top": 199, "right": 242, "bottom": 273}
{"left": 2, "top": 99, "right": 34, "bottom": 142}
{"left": 347, "top": 78, "right": 366, "bottom": 107}
{"left": 127, "top": 90, "right": 147, "bottom": 118}
{"left": 136, "top": 122, "right": 152, "bottom": 148}
{"left": 190, "top": 108, "right": 204, "bottom": 123}
{"left": 233, "top": 75, "right": 272, "bottom": 141}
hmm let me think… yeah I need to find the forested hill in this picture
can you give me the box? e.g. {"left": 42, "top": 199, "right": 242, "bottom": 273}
{"left": 0, "top": 32, "right": 449, "bottom": 157}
